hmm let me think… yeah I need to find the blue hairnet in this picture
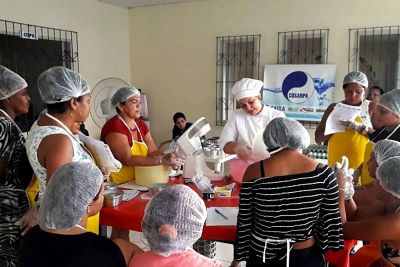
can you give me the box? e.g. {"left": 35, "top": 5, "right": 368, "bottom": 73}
{"left": 377, "top": 156, "right": 400, "bottom": 199}
{"left": 37, "top": 162, "right": 103, "bottom": 230}
{"left": 374, "top": 139, "right": 400, "bottom": 165}
{"left": 378, "top": 89, "right": 400, "bottom": 116}
{"left": 0, "top": 65, "right": 27, "bottom": 100}
{"left": 38, "top": 66, "right": 90, "bottom": 104}
{"left": 142, "top": 184, "right": 206, "bottom": 256}
{"left": 343, "top": 71, "right": 368, "bottom": 89}
{"left": 263, "top": 117, "right": 310, "bottom": 151}
{"left": 110, "top": 86, "right": 140, "bottom": 106}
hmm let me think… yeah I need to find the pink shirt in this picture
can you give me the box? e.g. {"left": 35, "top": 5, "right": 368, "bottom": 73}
{"left": 129, "top": 250, "right": 222, "bottom": 267}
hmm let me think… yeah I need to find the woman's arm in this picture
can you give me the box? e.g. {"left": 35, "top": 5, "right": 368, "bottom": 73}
{"left": 315, "top": 104, "right": 335, "bottom": 144}
{"left": 37, "top": 134, "right": 74, "bottom": 182}
{"left": 105, "top": 133, "right": 157, "bottom": 166}
{"left": 344, "top": 212, "right": 400, "bottom": 241}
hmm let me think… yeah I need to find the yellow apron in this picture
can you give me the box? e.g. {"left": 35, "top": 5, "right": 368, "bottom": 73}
{"left": 327, "top": 116, "right": 369, "bottom": 170}
{"left": 26, "top": 175, "right": 39, "bottom": 208}
{"left": 360, "top": 124, "right": 400, "bottom": 185}
{"left": 109, "top": 117, "right": 148, "bottom": 184}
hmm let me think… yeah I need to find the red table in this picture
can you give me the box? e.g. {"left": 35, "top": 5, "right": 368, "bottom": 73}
{"left": 100, "top": 177, "right": 239, "bottom": 242}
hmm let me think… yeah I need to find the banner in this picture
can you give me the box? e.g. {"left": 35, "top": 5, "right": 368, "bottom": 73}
{"left": 263, "top": 64, "right": 337, "bottom": 121}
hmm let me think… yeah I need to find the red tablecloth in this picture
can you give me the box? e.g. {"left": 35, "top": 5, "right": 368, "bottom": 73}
{"left": 100, "top": 177, "right": 239, "bottom": 242}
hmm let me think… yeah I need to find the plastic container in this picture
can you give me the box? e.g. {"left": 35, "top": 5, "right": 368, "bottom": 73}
{"left": 104, "top": 190, "right": 123, "bottom": 207}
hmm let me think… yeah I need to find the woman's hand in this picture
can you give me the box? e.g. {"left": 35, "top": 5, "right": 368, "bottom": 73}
{"left": 233, "top": 144, "right": 252, "bottom": 160}
{"left": 154, "top": 152, "right": 185, "bottom": 169}
{"left": 334, "top": 156, "right": 355, "bottom": 200}
{"left": 17, "top": 207, "right": 38, "bottom": 236}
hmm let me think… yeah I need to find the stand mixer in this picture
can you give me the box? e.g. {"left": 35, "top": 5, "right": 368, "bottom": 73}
{"left": 176, "top": 117, "right": 225, "bottom": 181}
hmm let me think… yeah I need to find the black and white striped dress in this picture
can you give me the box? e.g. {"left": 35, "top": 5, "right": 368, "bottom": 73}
{"left": 234, "top": 163, "right": 344, "bottom": 264}
{"left": 0, "top": 118, "right": 32, "bottom": 267}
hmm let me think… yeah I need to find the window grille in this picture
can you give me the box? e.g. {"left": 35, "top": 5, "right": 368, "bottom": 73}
{"left": 278, "top": 29, "right": 329, "bottom": 64}
{"left": 348, "top": 26, "right": 400, "bottom": 91}
{"left": 0, "top": 19, "right": 79, "bottom": 131}
{"left": 216, "top": 34, "right": 261, "bottom": 126}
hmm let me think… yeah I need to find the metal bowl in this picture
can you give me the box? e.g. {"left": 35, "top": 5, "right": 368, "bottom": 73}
{"left": 104, "top": 182, "right": 118, "bottom": 192}
{"left": 103, "top": 190, "right": 124, "bottom": 207}
{"left": 147, "top": 183, "right": 168, "bottom": 197}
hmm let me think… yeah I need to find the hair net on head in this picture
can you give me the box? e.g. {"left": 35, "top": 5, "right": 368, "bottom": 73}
{"left": 263, "top": 117, "right": 310, "bottom": 151}
{"left": 373, "top": 139, "right": 400, "bottom": 165}
{"left": 343, "top": 71, "right": 368, "bottom": 89}
{"left": 376, "top": 156, "right": 400, "bottom": 199}
{"left": 231, "top": 78, "right": 263, "bottom": 102}
{"left": 37, "top": 66, "right": 90, "bottom": 104}
{"left": 110, "top": 86, "right": 140, "bottom": 106}
{"left": 0, "top": 65, "right": 28, "bottom": 100}
{"left": 37, "top": 162, "right": 103, "bottom": 230}
{"left": 378, "top": 89, "right": 400, "bottom": 116}
{"left": 142, "top": 184, "right": 206, "bottom": 256}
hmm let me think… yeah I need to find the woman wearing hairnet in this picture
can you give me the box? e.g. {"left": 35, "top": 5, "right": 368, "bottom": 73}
{"left": 129, "top": 184, "right": 221, "bottom": 267}
{"left": 26, "top": 66, "right": 99, "bottom": 234}
{"left": 100, "top": 86, "right": 183, "bottom": 240}
{"left": 0, "top": 66, "right": 33, "bottom": 267}
{"left": 358, "top": 89, "right": 400, "bottom": 185}
{"left": 19, "top": 162, "right": 142, "bottom": 267}
{"left": 337, "top": 139, "right": 400, "bottom": 266}
{"left": 315, "top": 71, "right": 374, "bottom": 171}
{"left": 219, "top": 78, "right": 285, "bottom": 182}
{"left": 234, "top": 117, "right": 344, "bottom": 267}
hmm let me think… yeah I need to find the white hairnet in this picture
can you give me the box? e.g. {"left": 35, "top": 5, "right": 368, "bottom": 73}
{"left": 373, "top": 139, "right": 400, "bottom": 165}
{"left": 37, "top": 66, "right": 90, "bottom": 104}
{"left": 343, "top": 71, "right": 368, "bottom": 89}
{"left": 378, "top": 89, "right": 400, "bottom": 116}
{"left": 263, "top": 117, "right": 310, "bottom": 151}
{"left": 0, "top": 65, "right": 27, "bottom": 100}
{"left": 376, "top": 156, "right": 400, "bottom": 199}
{"left": 231, "top": 78, "right": 263, "bottom": 101}
{"left": 110, "top": 86, "right": 140, "bottom": 106}
{"left": 37, "top": 162, "right": 103, "bottom": 230}
{"left": 141, "top": 184, "right": 206, "bottom": 256}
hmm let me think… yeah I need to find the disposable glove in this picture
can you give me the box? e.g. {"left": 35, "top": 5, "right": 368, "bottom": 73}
{"left": 334, "top": 156, "right": 355, "bottom": 200}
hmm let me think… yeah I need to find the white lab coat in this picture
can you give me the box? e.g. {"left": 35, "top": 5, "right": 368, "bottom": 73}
{"left": 219, "top": 106, "right": 285, "bottom": 150}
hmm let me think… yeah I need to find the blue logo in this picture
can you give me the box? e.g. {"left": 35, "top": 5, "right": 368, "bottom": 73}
{"left": 282, "top": 71, "right": 314, "bottom": 104}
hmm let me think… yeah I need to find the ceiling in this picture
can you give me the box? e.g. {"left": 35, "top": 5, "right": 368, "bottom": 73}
{"left": 98, "top": 0, "right": 204, "bottom": 8}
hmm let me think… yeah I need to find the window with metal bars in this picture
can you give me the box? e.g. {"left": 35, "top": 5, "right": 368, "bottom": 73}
{"left": 216, "top": 34, "right": 261, "bottom": 126}
{"left": 0, "top": 19, "right": 79, "bottom": 131}
{"left": 348, "top": 26, "right": 400, "bottom": 91}
{"left": 277, "top": 29, "right": 329, "bottom": 64}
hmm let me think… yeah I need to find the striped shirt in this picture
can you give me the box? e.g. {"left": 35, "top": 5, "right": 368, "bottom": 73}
{"left": 234, "top": 164, "right": 344, "bottom": 262}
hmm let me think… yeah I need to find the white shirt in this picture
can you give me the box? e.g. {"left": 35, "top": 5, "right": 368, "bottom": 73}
{"left": 219, "top": 106, "right": 285, "bottom": 150}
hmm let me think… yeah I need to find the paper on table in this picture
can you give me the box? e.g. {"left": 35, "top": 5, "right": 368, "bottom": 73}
{"left": 324, "top": 103, "right": 362, "bottom": 135}
{"left": 206, "top": 207, "right": 238, "bottom": 226}
{"left": 121, "top": 189, "right": 139, "bottom": 201}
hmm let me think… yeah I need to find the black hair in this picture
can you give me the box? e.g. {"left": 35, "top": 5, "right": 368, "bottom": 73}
{"left": 369, "top": 85, "right": 384, "bottom": 95}
{"left": 47, "top": 95, "right": 84, "bottom": 114}
{"left": 173, "top": 112, "right": 186, "bottom": 123}
{"left": 115, "top": 100, "right": 127, "bottom": 114}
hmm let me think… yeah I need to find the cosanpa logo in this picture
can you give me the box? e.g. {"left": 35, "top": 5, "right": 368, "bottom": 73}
{"left": 282, "top": 71, "right": 314, "bottom": 104}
